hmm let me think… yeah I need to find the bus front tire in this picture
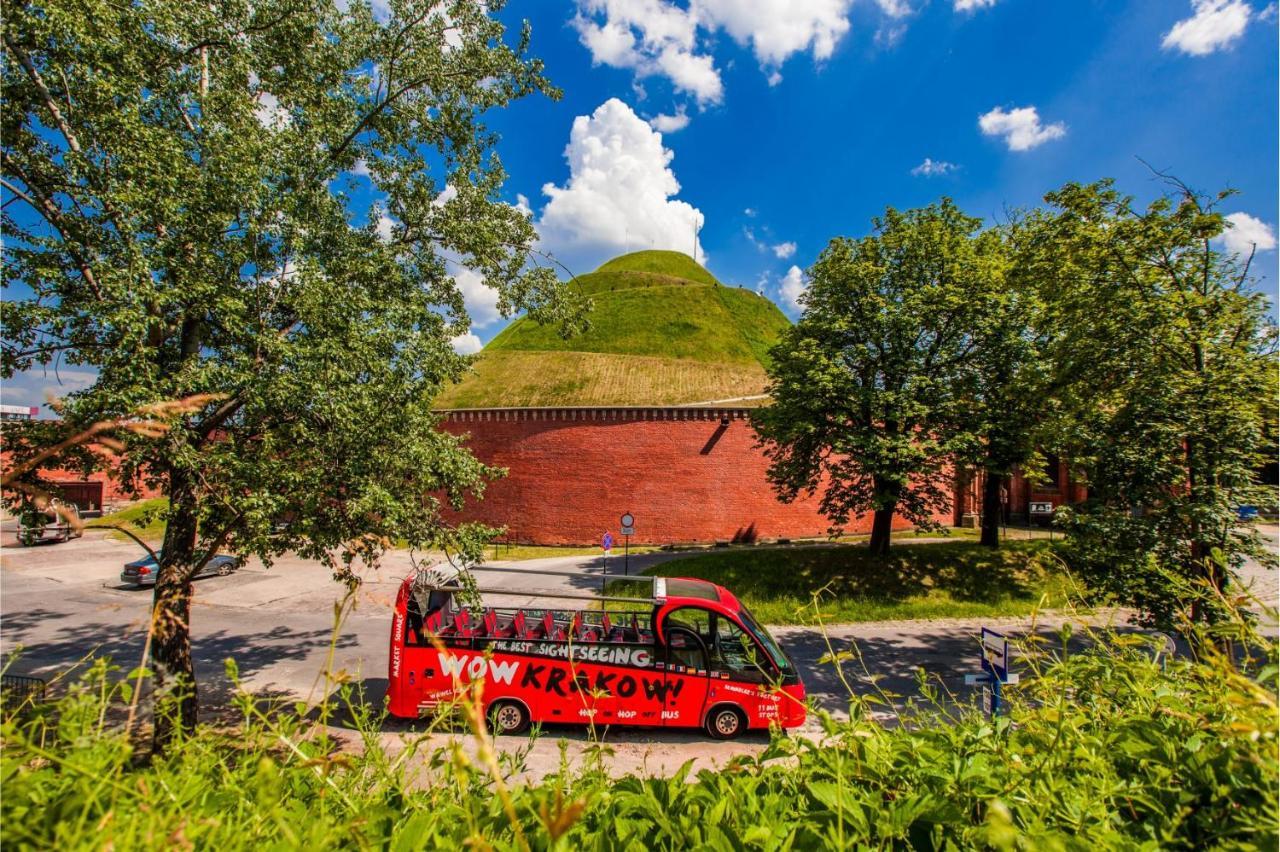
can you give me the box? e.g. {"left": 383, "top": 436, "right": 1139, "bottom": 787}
{"left": 488, "top": 700, "right": 530, "bottom": 735}
{"left": 706, "top": 705, "right": 746, "bottom": 740}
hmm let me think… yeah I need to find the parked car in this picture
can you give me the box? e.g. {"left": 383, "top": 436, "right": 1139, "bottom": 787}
{"left": 120, "top": 551, "right": 242, "bottom": 587}
{"left": 16, "top": 501, "right": 83, "bottom": 546}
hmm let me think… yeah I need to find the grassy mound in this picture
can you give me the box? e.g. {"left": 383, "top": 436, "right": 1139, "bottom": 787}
{"left": 436, "top": 251, "right": 790, "bottom": 408}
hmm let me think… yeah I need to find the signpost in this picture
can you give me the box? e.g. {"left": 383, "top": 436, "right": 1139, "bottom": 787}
{"left": 601, "top": 532, "right": 613, "bottom": 592}
{"left": 965, "top": 627, "right": 1019, "bottom": 717}
{"left": 1029, "top": 502, "right": 1054, "bottom": 540}
{"left": 620, "top": 512, "right": 634, "bottom": 575}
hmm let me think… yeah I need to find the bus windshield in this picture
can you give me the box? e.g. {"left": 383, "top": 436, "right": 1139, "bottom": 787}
{"left": 738, "top": 606, "right": 792, "bottom": 672}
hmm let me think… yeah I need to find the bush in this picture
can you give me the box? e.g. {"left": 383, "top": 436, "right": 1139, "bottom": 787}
{"left": 3, "top": 624, "right": 1275, "bottom": 849}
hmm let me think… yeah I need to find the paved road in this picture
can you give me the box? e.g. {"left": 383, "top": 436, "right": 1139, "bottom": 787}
{"left": 2, "top": 528, "right": 1273, "bottom": 777}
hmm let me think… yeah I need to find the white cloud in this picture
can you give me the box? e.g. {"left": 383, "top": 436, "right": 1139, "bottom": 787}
{"left": 1218, "top": 212, "right": 1277, "bottom": 256}
{"left": 1162, "top": 1, "right": 1252, "bottom": 56}
{"left": 772, "top": 241, "right": 796, "bottom": 259}
{"left": 978, "top": 106, "right": 1066, "bottom": 151}
{"left": 648, "top": 106, "right": 690, "bottom": 133}
{"left": 695, "top": 0, "right": 854, "bottom": 65}
{"left": 373, "top": 206, "right": 396, "bottom": 242}
{"left": 874, "top": 0, "right": 912, "bottom": 18}
{"left": 744, "top": 207, "right": 758, "bottom": 218}
{"left": 433, "top": 183, "right": 458, "bottom": 208}
{"left": 572, "top": 0, "right": 862, "bottom": 102}
{"left": 572, "top": 1, "right": 722, "bottom": 105}
{"left": 779, "top": 265, "right": 807, "bottom": 311}
{"left": 254, "top": 90, "right": 290, "bottom": 130}
{"left": 450, "top": 333, "right": 484, "bottom": 355}
{"left": 513, "top": 193, "right": 532, "bottom": 217}
{"left": 453, "top": 267, "right": 502, "bottom": 328}
{"left": 351, "top": 158, "right": 372, "bottom": 177}
{"left": 537, "top": 98, "right": 705, "bottom": 269}
{"left": 911, "top": 157, "right": 958, "bottom": 176}
{"left": 954, "top": 0, "right": 997, "bottom": 11}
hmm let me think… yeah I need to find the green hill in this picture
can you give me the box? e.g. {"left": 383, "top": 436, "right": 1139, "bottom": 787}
{"left": 436, "top": 251, "right": 791, "bottom": 408}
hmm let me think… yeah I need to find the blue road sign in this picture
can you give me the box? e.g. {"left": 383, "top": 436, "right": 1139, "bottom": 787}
{"left": 602, "top": 532, "right": 614, "bottom": 552}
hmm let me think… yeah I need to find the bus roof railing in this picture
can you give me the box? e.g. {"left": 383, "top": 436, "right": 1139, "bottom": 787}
{"left": 435, "top": 585, "right": 660, "bottom": 606}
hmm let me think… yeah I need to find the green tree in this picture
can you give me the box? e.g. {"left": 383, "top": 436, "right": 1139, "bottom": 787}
{"left": 2, "top": 0, "right": 581, "bottom": 744}
{"left": 753, "top": 201, "right": 1000, "bottom": 555}
{"left": 944, "top": 224, "right": 1052, "bottom": 549}
{"left": 1031, "top": 178, "right": 1277, "bottom": 628}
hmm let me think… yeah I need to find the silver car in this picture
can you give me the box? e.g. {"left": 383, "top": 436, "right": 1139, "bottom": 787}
{"left": 120, "top": 551, "right": 242, "bottom": 587}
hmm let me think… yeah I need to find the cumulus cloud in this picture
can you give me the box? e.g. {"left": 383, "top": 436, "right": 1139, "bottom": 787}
{"left": 1162, "top": 0, "right": 1252, "bottom": 56}
{"left": 450, "top": 333, "right": 484, "bottom": 355}
{"left": 978, "top": 106, "right": 1066, "bottom": 151}
{"left": 513, "top": 193, "right": 532, "bottom": 217}
{"left": 1217, "top": 212, "right": 1277, "bottom": 256}
{"left": 911, "top": 157, "right": 958, "bottom": 176}
{"left": 537, "top": 98, "right": 705, "bottom": 269}
{"left": 954, "top": 0, "right": 998, "bottom": 11}
{"left": 572, "top": 1, "right": 722, "bottom": 105}
{"left": 744, "top": 207, "right": 758, "bottom": 218}
{"left": 779, "top": 265, "right": 807, "bottom": 311}
{"left": 648, "top": 106, "right": 691, "bottom": 133}
{"left": 695, "top": 0, "right": 854, "bottom": 66}
{"left": 572, "top": 0, "right": 861, "bottom": 102}
{"left": 453, "top": 266, "right": 502, "bottom": 328}
{"left": 772, "top": 241, "right": 796, "bottom": 259}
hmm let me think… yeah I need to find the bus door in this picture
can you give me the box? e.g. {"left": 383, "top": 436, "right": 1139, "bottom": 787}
{"left": 708, "top": 614, "right": 781, "bottom": 726}
{"left": 660, "top": 608, "right": 713, "bottom": 727}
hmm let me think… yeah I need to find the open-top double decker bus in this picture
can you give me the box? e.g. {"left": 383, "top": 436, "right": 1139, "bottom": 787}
{"left": 386, "top": 564, "right": 805, "bottom": 739}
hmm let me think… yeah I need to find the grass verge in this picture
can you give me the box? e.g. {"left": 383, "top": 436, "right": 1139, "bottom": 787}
{"left": 645, "top": 540, "right": 1079, "bottom": 624}
{"left": 487, "top": 543, "right": 660, "bottom": 562}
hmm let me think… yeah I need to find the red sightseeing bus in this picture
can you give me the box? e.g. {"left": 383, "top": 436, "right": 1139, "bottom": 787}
{"left": 386, "top": 565, "right": 806, "bottom": 739}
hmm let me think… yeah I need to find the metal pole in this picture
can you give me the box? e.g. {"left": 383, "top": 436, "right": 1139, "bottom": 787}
{"left": 624, "top": 536, "right": 629, "bottom": 576}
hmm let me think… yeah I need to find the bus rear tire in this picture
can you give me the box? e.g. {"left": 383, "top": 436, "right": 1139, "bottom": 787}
{"left": 488, "top": 700, "right": 530, "bottom": 735}
{"left": 706, "top": 705, "right": 746, "bottom": 740}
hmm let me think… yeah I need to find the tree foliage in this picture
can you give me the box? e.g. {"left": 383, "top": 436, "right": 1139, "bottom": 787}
{"left": 753, "top": 201, "right": 1004, "bottom": 554}
{"left": 1027, "top": 178, "right": 1277, "bottom": 628}
{"left": 2, "top": 0, "right": 581, "bottom": 742}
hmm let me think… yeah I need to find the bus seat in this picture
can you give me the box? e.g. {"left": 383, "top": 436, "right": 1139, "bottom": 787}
{"left": 631, "top": 614, "right": 653, "bottom": 643}
{"left": 424, "top": 609, "right": 443, "bottom": 636}
{"left": 602, "top": 612, "right": 621, "bottom": 642}
{"left": 482, "top": 609, "right": 498, "bottom": 637}
{"left": 512, "top": 610, "right": 528, "bottom": 639}
{"left": 453, "top": 609, "right": 475, "bottom": 638}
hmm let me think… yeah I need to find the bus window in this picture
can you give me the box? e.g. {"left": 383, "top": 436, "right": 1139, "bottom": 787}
{"left": 664, "top": 606, "right": 713, "bottom": 646}
{"left": 665, "top": 627, "right": 708, "bottom": 673}
{"left": 712, "top": 616, "right": 771, "bottom": 683}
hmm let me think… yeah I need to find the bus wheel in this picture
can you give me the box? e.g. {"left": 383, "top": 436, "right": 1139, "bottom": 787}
{"left": 706, "top": 705, "right": 746, "bottom": 740}
{"left": 488, "top": 700, "right": 530, "bottom": 735}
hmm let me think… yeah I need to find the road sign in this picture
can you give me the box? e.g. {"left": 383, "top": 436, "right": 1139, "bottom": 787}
{"left": 620, "top": 512, "right": 634, "bottom": 528}
{"left": 1029, "top": 501, "right": 1053, "bottom": 514}
{"left": 602, "top": 532, "right": 614, "bottom": 552}
{"left": 621, "top": 525, "right": 635, "bottom": 535}
{"left": 980, "top": 628, "right": 1009, "bottom": 681}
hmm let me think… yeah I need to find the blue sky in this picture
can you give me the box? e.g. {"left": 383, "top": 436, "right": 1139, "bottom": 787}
{"left": 5, "top": 0, "right": 1277, "bottom": 406}
{"left": 466, "top": 0, "right": 1278, "bottom": 345}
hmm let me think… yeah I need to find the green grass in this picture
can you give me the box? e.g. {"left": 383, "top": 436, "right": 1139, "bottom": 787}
{"left": 596, "top": 249, "right": 720, "bottom": 285}
{"left": 484, "top": 543, "right": 660, "bottom": 562}
{"left": 486, "top": 284, "right": 788, "bottom": 364}
{"left": 646, "top": 540, "right": 1079, "bottom": 624}
{"left": 93, "top": 497, "right": 168, "bottom": 542}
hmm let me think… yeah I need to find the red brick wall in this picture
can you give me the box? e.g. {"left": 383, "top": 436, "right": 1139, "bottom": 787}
{"left": 439, "top": 407, "right": 951, "bottom": 546}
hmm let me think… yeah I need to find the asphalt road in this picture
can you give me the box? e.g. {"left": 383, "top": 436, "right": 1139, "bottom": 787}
{"left": 2, "top": 528, "right": 1274, "bottom": 777}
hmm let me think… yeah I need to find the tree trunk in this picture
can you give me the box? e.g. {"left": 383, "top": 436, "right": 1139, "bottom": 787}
{"left": 980, "top": 471, "right": 1004, "bottom": 549}
{"left": 868, "top": 507, "right": 895, "bottom": 555}
{"left": 151, "top": 468, "right": 201, "bottom": 750}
